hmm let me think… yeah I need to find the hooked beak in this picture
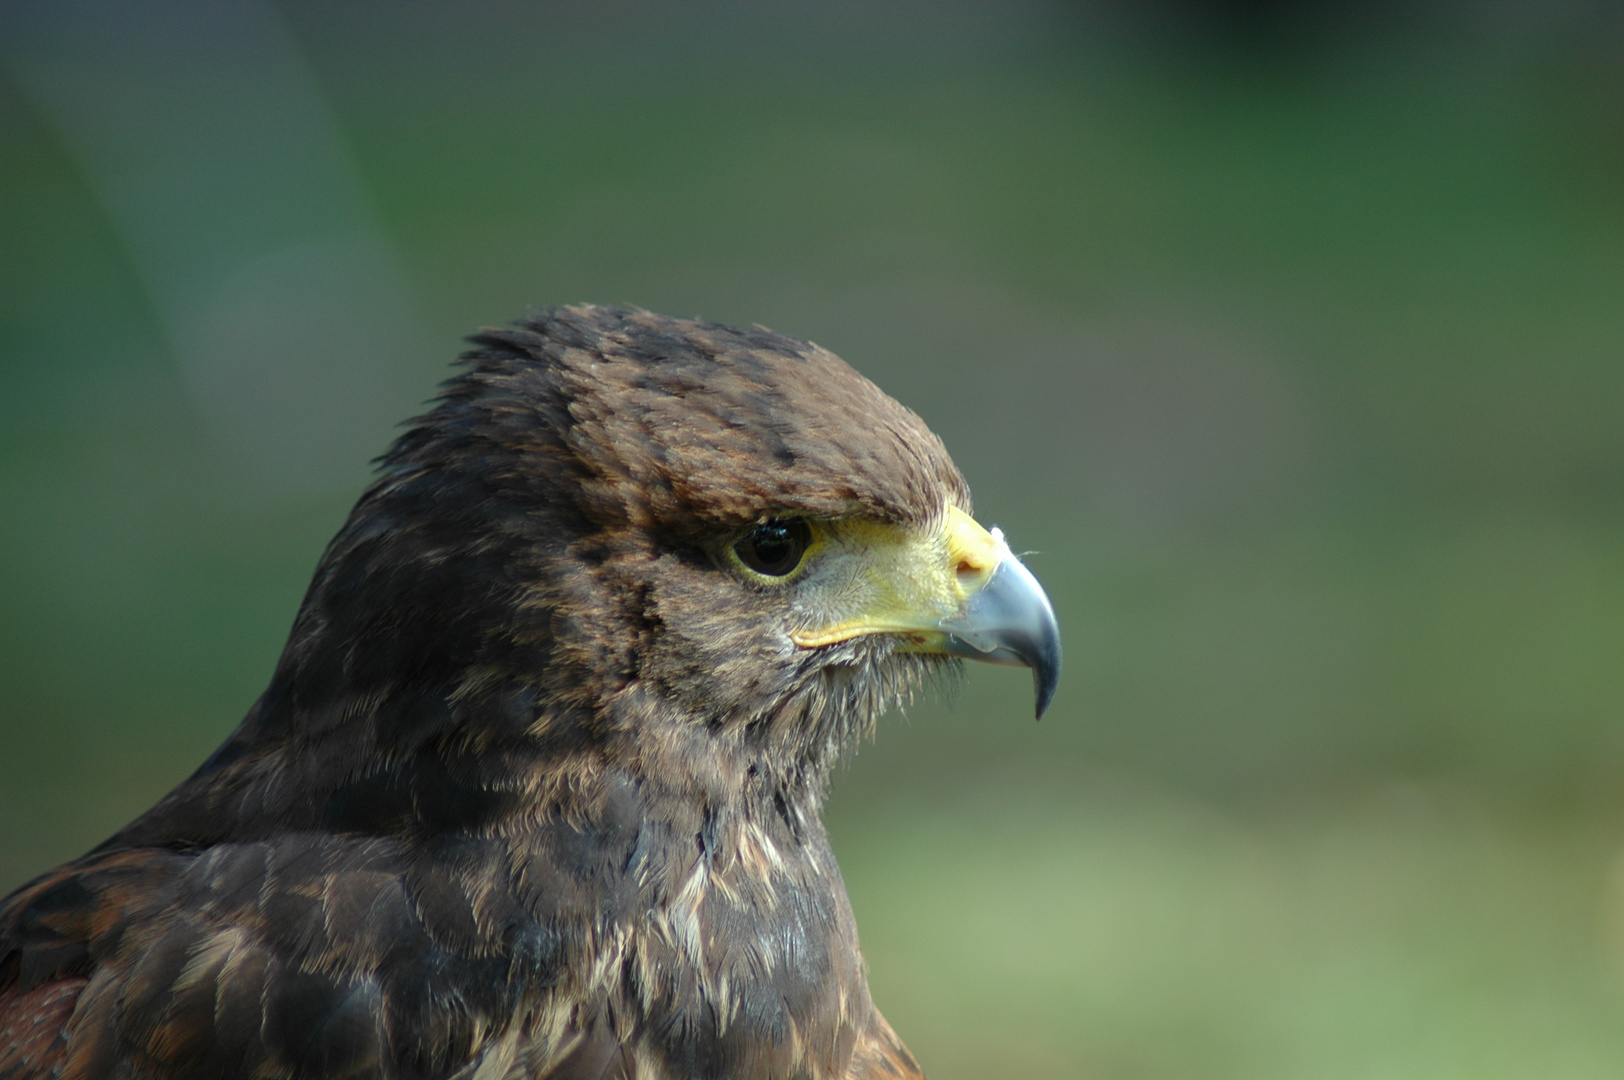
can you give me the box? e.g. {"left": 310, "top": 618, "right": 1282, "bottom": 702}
{"left": 934, "top": 540, "right": 1062, "bottom": 718}
{"left": 789, "top": 507, "right": 1062, "bottom": 718}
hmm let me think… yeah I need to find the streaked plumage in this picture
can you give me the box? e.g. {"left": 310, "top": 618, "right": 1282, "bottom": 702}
{"left": 0, "top": 305, "right": 1058, "bottom": 1080}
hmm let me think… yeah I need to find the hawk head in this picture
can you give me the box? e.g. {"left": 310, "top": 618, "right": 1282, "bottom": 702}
{"left": 126, "top": 304, "right": 1059, "bottom": 842}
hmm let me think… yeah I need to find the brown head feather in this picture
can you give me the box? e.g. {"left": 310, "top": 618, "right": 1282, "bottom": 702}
{"left": 453, "top": 306, "right": 969, "bottom": 531}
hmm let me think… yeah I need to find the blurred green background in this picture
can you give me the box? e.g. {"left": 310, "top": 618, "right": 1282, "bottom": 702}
{"left": 4, "top": 2, "right": 1624, "bottom": 1076}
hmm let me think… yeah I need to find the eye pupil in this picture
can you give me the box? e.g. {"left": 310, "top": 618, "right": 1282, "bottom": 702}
{"left": 736, "top": 519, "right": 810, "bottom": 577}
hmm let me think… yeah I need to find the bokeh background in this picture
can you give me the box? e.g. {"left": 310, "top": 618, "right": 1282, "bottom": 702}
{"left": 4, "top": 1, "right": 1624, "bottom": 1075}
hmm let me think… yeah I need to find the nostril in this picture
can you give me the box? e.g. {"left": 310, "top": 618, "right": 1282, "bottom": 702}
{"left": 956, "top": 558, "right": 991, "bottom": 591}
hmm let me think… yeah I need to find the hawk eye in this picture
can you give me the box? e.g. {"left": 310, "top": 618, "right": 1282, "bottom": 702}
{"left": 734, "top": 519, "right": 811, "bottom": 578}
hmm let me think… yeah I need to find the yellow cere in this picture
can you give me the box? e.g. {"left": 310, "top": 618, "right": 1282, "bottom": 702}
{"left": 789, "top": 506, "right": 1009, "bottom": 650}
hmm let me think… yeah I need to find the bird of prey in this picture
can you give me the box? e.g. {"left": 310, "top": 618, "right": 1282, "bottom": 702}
{"left": 0, "top": 305, "right": 1059, "bottom": 1080}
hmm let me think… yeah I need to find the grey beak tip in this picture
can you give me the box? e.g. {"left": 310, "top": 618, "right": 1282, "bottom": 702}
{"left": 1035, "top": 670, "right": 1057, "bottom": 720}
{"left": 1032, "top": 631, "right": 1061, "bottom": 720}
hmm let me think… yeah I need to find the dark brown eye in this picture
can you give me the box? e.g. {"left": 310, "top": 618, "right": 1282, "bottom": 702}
{"left": 734, "top": 519, "right": 811, "bottom": 577}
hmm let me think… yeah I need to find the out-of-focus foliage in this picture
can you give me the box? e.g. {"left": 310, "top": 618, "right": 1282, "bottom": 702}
{"left": 3, "top": 2, "right": 1623, "bottom": 1075}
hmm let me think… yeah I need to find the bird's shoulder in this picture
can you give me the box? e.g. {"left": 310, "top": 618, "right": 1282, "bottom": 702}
{"left": 0, "top": 798, "right": 909, "bottom": 1080}
{"left": 0, "top": 829, "right": 581, "bottom": 1080}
